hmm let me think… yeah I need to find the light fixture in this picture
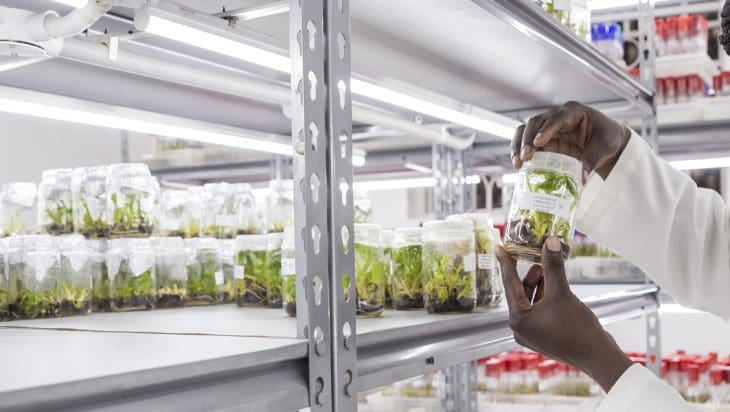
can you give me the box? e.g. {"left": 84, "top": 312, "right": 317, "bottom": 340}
{"left": 669, "top": 157, "right": 730, "bottom": 171}
{"left": 0, "top": 85, "right": 292, "bottom": 156}
{"left": 137, "top": 4, "right": 520, "bottom": 140}
{"left": 225, "top": 1, "right": 289, "bottom": 21}
{"left": 588, "top": 0, "right": 672, "bottom": 11}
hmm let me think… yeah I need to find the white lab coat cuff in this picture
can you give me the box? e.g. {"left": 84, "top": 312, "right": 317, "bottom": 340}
{"left": 598, "top": 364, "right": 691, "bottom": 412}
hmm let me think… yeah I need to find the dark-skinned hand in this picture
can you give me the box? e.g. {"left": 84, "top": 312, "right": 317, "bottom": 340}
{"left": 512, "top": 101, "right": 631, "bottom": 180}
{"left": 496, "top": 236, "right": 633, "bottom": 392}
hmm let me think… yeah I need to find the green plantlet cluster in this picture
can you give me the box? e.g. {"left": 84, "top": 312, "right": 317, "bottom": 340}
{"left": 506, "top": 170, "right": 578, "bottom": 261}
{"left": 157, "top": 282, "right": 188, "bottom": 308}
{"left": 423, "top": 244, "right": 475, "bottom": 314}
{"left": 188, "top": 251, "right": 220, "bottom": 305}
{"left": 354, "top": 242, "right": 385, "bottom": 317}
{"left": 12, "top": 286, "right": 59, "bottom": 319}
{"left": 474, "top": 229, "right": 493, "bottom": 308}
{"left": 185, "top": 220, "right": 200, "bottom": 238}
{"left": 0, "top": 287, "right": 9, "bottom": 321}
{"left": 111, "top": 268, "right": 155, "bottom": 311}
{"left": 58, "top": 283, "right": 91, "bottom": 316}
{"left": 6, "top": 210, "right": 30, "bottom": 236}
{"left": 91, "top": 262, "right": 110, "bottom": 312}
{"left": 236, "top": 250, "right": 267, "bottom": 306}
{"left": 44, "top": 200, "right": 74, "bottom": 235}
{"left": 79, "top": 198, "right": 109, "bottom": 238}
{"left": 392, "top": 244, "right": 424, "bottom": 310}
{"left": 283, "top": 274, "right": 296, "bottom": 317}
{"left": 267, "top": 223, "right": 287, "bottom": 234}
{"left": 383, "top": 246, "right": 393, "bottom": 307}
{"left": 266, "top": 247, "right": 283, "bottom": 308}
{"left": 110, "top": 193, "right": 153, "bottom": 238}
{"left": 202, "top": 224, "right": 235, "bottom": 239}
{"left": 237, "top": 224, "right": 261, "bottom": 235}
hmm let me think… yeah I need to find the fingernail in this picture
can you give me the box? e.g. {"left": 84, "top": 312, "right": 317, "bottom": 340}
{"left": 512, "top": 156, "right": 520, "bottom": 169}
{"left": 535, "top": 132, "right": 543, "bottom": 142}
{"left": 546, "top": 237, "right": 561, "bottom": 252}
{"left": 520, "top": 145, "right": 533, "bottom": 159}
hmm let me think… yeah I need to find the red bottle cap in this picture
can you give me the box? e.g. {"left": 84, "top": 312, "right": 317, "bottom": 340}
{"left": 667, "top": 16, "right": 679, "bottom": 37}
{"left": 711, "top": 368, "right": 723, "bottom": 386}
{"left": 676, "top": 349, "right": 686, "bottom": 355}
{"left": 687, "top": 364, "right": 700, "bottom": 384}
{"left": 677, "top": 16, "right": 689, "bottom": 35}
{"left": 538, "top": 363, "right": 553, "bottom": 380}
{"left": 667, "top": 357, "right": 680, "bottom": 372}
{"left": 661, "top": 361, "right": 668, "bottom": 379}
{"left": 710, "top": 352, "right": 719, "bottom": 363}
{"left": 485, "top": 359, "right": 504, "bottom": 377}
{"left": 505, "top": 356, "right": 523, "bottom": 373}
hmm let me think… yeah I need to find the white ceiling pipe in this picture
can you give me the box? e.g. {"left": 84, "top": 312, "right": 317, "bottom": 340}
{"left": 57, "top": 38, "right": 476, "bottom": 150}
{"left": 27, "top": 0, "right": 112, "bottom": 41}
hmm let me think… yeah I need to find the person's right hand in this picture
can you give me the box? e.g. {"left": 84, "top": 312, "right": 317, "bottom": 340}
{"left": 512, "top": 101, "right": 631, "bottom": 180}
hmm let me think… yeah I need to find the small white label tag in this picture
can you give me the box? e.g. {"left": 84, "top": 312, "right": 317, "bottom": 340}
{"left": 519, "top": 191, "right": 572, "bottom": 220}
{"left": 281, "top": 258, "right": 296, "bottom": 276}
{"left": 215, "top": 215, "right": 237, "bottom": 227}
{"left": 233, "top": 265, "right": 245, "bottom": 280}
{"left": 214, "top": 270, "right": 224, "bottom": 286}
{"left": 478, "top": 253, "right": 495, "bottom": 270}
{"left": 463, "top": 253, "right": 476, "bottom": 272}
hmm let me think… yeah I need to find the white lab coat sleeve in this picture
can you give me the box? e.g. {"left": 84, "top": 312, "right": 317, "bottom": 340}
{"left": 575, "top": 131, "right": 730, "bottom": 319}
{"left": 597, "top": 364, "right": 693, "bottom": 412}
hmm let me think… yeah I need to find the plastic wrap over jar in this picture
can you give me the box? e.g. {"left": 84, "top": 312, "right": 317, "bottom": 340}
{"left": 0, "top": 183, "right": 38, "bottom": 236}
{"left": 232, "top": 183, "right": 260, "bottom": 235}
{"left": 106, "top": 238, "right": 156, "bottom": 311}
{"left": 354, "top": 223, "right": 385, "bottom": 318}
{"left": 423, "top": 220, "right": 476, "bottom": 314}
{"left": 10, "top": 240, "right": 61, "bottom": 319}
{"left": 281, "top": 227, "right": 296, "bottom": 317}
{"left": 266, "top": 180, "right": 294, "bottom": 233}
{"left": 55, "top": 235, "right": 92, "bottom": 316}
{"left": 446, "top": 213, "right": 500, "bottom": 309}
{"left": 72, "top": 166, "right": 109, "bottom": 239}
{"left": 186, "top": 237, "right": 223, "bottom": 306}
{"left": 87, "top": 239, "right": 110, "bottom": 312}
{"left": 380, "top": 229, "right": 394, "bottom": 308}
{"left": 504, "top": 152, "right": 582, "bottom": 263}
{"left": 392, "top": 227, "right": 424, "bottom": 311}
{"left": 200, "top": 183, "right": 238, "bottom": 239}
{"left": 158, "top": 190, "right": 189, "bottom": 238}
{"left": 235, "top": 234, "right": 269, "bottom": 306}
{"left": 106, "top": 164, "right": 158, "bottom": 238}
{"left": 218, "top": 239, "right": 237, "bottom": 303}
{"left": 152, "top": 237, "right": 187, "bottom": 308}
{"left": 265, "top": 233, "right": 284, "bottom": 308}
{"left": 0, "top": 239, "right": 8, "bottom": 321}
{"left": 38, "top": 169, "right": 75, "bottom": 235}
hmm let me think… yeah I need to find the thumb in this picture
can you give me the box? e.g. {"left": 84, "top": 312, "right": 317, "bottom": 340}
{"left": 541, "top": 236, "right": 570, "bottom": 298}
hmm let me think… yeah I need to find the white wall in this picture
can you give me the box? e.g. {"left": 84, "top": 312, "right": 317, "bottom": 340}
{"left": 369, "top": 188, "right": 432, "bottom": 229}
{"left": 0, "top": 112, "right": 155, "bottom": 182}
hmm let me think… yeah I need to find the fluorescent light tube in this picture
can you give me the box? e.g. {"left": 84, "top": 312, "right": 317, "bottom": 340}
{"left": 231, "top": 1, "right": 289, "bottom": 20}
{"left": 404, "top": 163, "right": 433, "bottom": 174}
{"left": 670, "top": 157, "right": 730, "bottom": 171}
{"left": 0, "top": 85, "right": 292, "bottom": 156}
{"left": 140, "top": 11, "right": 519, "bottom": 139}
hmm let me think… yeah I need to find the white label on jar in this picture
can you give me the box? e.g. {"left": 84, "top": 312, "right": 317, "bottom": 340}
{"left": 553, "top": 0, "right": 571, "bottom": 10}
{"left": 215, "top": 214, "right": 237, "bottom": 228}
{"left": 214, "top": 270, "right": 224, "bottom": 285}
{"left": 463, "top": 253, "right": 476, "bottom": 272}
{"left": 233, "top": 265, "right": 245, "bottom": 280}
{"left": 478, "top": 253, "right": 495, "bottom": 270}
{"left": 281, "top": 258, "right": 296, "bottom": 276}
{"left": 519, "top": 191, "right": 572, "bottom": 220}
{"left": 161, "top": 218, "right": 180, "bottom": 231}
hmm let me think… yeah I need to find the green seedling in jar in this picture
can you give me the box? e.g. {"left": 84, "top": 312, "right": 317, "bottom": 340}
{"left": 157, "top": 283, "right": 187, "bottom": 308}
{"left": 79, "top": 198, "right": 109, "bottom": 238}
{"left": 188, "top": 250, "right": 220, "bottom": 305}
{"left": 44, "top": 200, "right": 74, "bottom": 235}
{"left": 283, "top": 274, "right": 296, "bottom": 317}
{"left": 354, "top": 242, "right": 385, "bottom": 317}
{"left": 110, "top": 193, "right": 154, "bottom": 237}
{"left": 236, "top": 249, "right": 268, "bottom": 306}
{"left": 392, "top": 244, "right": 424, "bottom": 310}
{"left": 13, "top": 287, "right": 59, "bottom": 319}
{"left": 0, "top": 289, "right": 7, "bottom": 321}
{"left": 266, "top": 246, "right": 283, "bottom": 308}
{"left": 111, "top": 267, "right": 155, "bottom": 311}
{"left": 58, "top": 283, "right": 91, "bottom": 316}
{"left": 91, "top": 260, "right": 110, "bottom": 312}
{"left": 423, "top": 233, "right": 476, "bottom": 314}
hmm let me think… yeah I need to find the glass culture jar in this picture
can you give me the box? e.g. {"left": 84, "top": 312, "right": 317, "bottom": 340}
{"left": 38, "top": 169, "right": 75, "bottom": 235}
{"left": 152, "top": 237, "right": 187, "bottom": 308}
{"left": 354, "top": 223, "right": 385, "bottom": 318}
{"left": 0, "top": 183, "right": 38, "bottom": 237}
{"left": 235, "top": 234, "right": 268, "bottom": 306}
{"left": 423, "top": 220, "right": 476, "bottom": 314}
{"left": 353, "top": 190, "right": 373, "bottom": 224}
{"left": 183, "top": 187, "right": 203, "bottom": 238}
{"left": 106, "top": 238, "right": 156, "bottom": 311}
{"left": 87, "top": 239, "right": 110, "bottom": 312}
{"left": 187, "top": 238, "right": 223, "bottom": 306}
{"left": 380, "top": 229, "right": 394, "bottom": 308}
{"left": 266, "top": 179, "right": 294, "bottom": 233}
{"left": 106, "top": 164, "right": 158, "bottom": 238}
{"left": 232, "top": 183, "right": 260, "bottom": 235}
{"left": 56, "top": 235, "right": 92, "bottom": 316}
{"left": 9, "top": 235, "right": 60, "bottom": 319}
{"left": 0, "top": 238, "right": 8, "bottom": 321}
{"left": 504, "top": 151, "right": 582, "bottom": 263}
{"left": 446, "top": 213, "right": 501, "bottom": 309}
{"left": 72, "top": 166, "right": 109, "bottom": 239}
{"left": 266, "top": 233, "right": 284, "bottom": 308}
{"left": 219, "top": 239, "right": 238, "bottom": 304}
{"left": 201, "top": 183, "right": 238, "bottom": 239}
{"left": 392, "top": 227, "right": 424, "bottom": 310}
{"left": 281, "top": 227, "right": 296, "bottom": 317}
{"left": 158, "top": 190, "right": 189, "bottom": 238}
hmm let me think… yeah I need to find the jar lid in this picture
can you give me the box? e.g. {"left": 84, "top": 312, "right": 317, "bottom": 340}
{"left": 108, "top": 238, "right": 151, "bottom": 251}
{"left": 55, "top": 234, "right": 87, "bottom": 252}
{"left": 394, "top": 227, "right": 422, "bottom": 245}
{"left": 152, "top": 236, "right": 184, "bottom": 251}
{"left": 236, "top": 234, "right": 268, "bottom": 250}
{"left": 41, "top": 168, "right": 74, "bottom": 186}
{"left": 108, "top": 163, "right": 152, "bottom": 177}
{"left": 355, "top": 223, "right": 381, "bottom": 244}
{"left": 522, "top": 151, "right": 582, "bottom": 181}
{"left": 423, "top": 220, "right": 473, "bottom": 239}
{"left": 446, "top": 213, "right": 494, "bottom": 230}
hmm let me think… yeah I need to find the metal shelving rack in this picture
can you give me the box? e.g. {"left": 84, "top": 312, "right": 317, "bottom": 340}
{"left": 0, "top": 1, "right": 663, "bottom": 411}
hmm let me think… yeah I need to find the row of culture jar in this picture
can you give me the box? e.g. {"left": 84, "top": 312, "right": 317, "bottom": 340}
{"left": 0, "top": 232, "right": 289, "bottom": 320}
{"left": 280, "top": 215, "right": 504, "bottom": 319}
{"left": 0, "top": 163, "right": 295, "bottom": 239}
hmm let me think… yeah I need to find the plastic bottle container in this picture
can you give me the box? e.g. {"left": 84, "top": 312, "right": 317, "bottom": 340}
{"left": 87, "top": 239, "right": 109, "bottom": 312}
{"left": 655, "top": 18, "right": 668, "bottom": 56}
{"left": 686, "top": 363, "right": 701, "bottom": 402}
{"left": 0, "top": 183, "right": 38, "bottom": 237}
{"left": 8, "top": 235, "right": 59, "bottom": 319}
{"left": 691, "top": 15, "right": 708, "bottom": 54}
{"left": 184, "top": 187, "right": 203, "bottom": 238}
{"left": 38, "top": 169, "right": 75, "bottom": 235}
{"left": 267, "top": 180, "right": 294, "bottom": 233}
{"left": 354, "top": 223, "right": 385, "bottom": 317}
{"left": 667, "top": 17, "right": 681, "bottom": 55}
{"left": 665, "top": 77, "right": 677, "bottom": 104}
{"left": 380, "top": 228, "right": 394, "bottom": 308}
{"left": 219, "top": 239, "right": 237, "bottom": 304}
{"left": 422, "top": 220, "right": 476, "bottom": 314}
{"left": 265, "top": 233, "right": 284, "bottom": 308}
{"left": 107, "top": 238, "right": 156, "bottom": 311}
{"left": 281, "top": 227, "right": 297, "bottom": 317}
{"left": 504, "top": 152, "right": 582, "bottom": 262}
{"left": 484, "top": 359, "right": 504, "bottom": 392}
{"left": 201, "top": 183, "right": 238, "bottom": 239}
{"left": 538, "top": 360, "right": 557, "bottom": 394}
{"left": 392, "top": 227, "right": 424, "bottom": 310}
{"left": 233, "top": 183, "right": 260, "bottom": 235}
{"left": 187, "top": 238, "right": 224, "bottom": 305}
{"left": 158, "top": 190, "right": 188, "bottom": 238}
{"left": 678, "top": 16, "right": 691, "bottom": 53}
{"left": 152, "top": 237, "right": 187, "bottom": 308}
{"left": 711, "top": 367, "right": 724, "bottom": 404}
{"left": 56, "top": 235, "right": 92, "bottom": 316}
{"left": 72, "top": 166, "right": 109, "bottom": 239}
{"left": 235, "top": 234, "right": 269, "bottom": 306}
{"left": 106, "top": 164, "right": 158, "bottom": 238}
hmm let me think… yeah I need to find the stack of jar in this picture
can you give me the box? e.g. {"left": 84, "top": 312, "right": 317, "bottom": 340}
{"left": 655, "top": 350, "right": 730, "bottom": 404}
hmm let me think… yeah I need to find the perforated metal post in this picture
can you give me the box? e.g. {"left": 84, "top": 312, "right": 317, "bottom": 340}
{"left": 638, "top": 0, "right": 658, "bottom": 150}
{"left": 432, "top": 144, "right": 472, "bottom": 219}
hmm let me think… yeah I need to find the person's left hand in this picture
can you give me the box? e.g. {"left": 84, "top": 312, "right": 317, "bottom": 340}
{"left": 496, "top": 237, "right": 633, "bottom": 392}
